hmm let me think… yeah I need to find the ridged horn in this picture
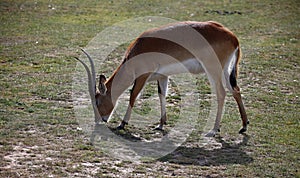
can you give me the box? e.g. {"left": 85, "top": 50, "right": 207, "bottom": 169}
{"left": 74, "top": 49, "right": 101, "bottom": 123}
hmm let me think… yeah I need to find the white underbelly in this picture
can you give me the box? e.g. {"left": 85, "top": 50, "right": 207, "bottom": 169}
{"left": 149, "top": 58, "right": 205, "bottom": 80}
{"left": 158, "top": 58, "right": 204, "bottom": 74}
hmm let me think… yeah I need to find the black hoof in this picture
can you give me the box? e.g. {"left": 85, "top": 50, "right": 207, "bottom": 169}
{"left": 239, "top": 128, "right": 247, "bottom": 134}
{"left": 117, "top": 121, "right": 127, "bottom": 130}
{"left": 116, "top": 125, "right": 124, "bottom": 130}
{"left": 153, "top": 126, "right": 164, "bottom": 131}
{"left": 205, "top": 130, "right": 216, "bottom": 137}
{"left": 102, "top": 118, "right": 108, "bottom": 122}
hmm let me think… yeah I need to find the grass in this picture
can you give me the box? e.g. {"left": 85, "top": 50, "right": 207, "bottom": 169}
{"left": 1, "top": 0, "right": 299, "bottom": 177}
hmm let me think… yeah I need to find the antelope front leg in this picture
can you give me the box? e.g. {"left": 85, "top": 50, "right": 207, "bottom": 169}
{"left": 117, "top": 75, "right": 148, "bottom": 130}
{"left": 117, "top": 104, "right": 132, "bottom": 130}
{"left": 155, "top": 76, "right": 168, "bottom": 130}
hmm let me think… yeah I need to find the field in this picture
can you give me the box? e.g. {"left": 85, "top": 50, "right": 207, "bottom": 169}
{"left": 0, "top": 0, "right": 299, "bottom": 177}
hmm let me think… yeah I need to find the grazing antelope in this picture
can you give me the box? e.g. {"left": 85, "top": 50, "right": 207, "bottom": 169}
{"left": 75, "top": 21, "right": 249, "bottom": 137}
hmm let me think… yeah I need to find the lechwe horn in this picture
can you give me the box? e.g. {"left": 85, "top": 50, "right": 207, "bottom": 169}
{"left": 74, "top": 49, "right": 102, "bottom": 123}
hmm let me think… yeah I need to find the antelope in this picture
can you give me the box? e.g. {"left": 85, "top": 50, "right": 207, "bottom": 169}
{"left": 75, "top": 21, "right": 249, "bottom": 137}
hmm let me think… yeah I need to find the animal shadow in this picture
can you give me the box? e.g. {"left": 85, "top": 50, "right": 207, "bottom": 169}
{"left": 90, "top": 124, "right": 253, "bottom": 166}
{"left": 159, "top": 134, "right": 253, "bottom": 166}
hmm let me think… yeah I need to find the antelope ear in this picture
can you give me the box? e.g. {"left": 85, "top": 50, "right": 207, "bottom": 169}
{"left": 98, "top": 75, "right": 107, "bottom": 95}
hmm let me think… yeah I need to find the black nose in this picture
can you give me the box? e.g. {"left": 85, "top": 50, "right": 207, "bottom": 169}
{"left": 102, "top": 117, "right": 108, "bottom": 122}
